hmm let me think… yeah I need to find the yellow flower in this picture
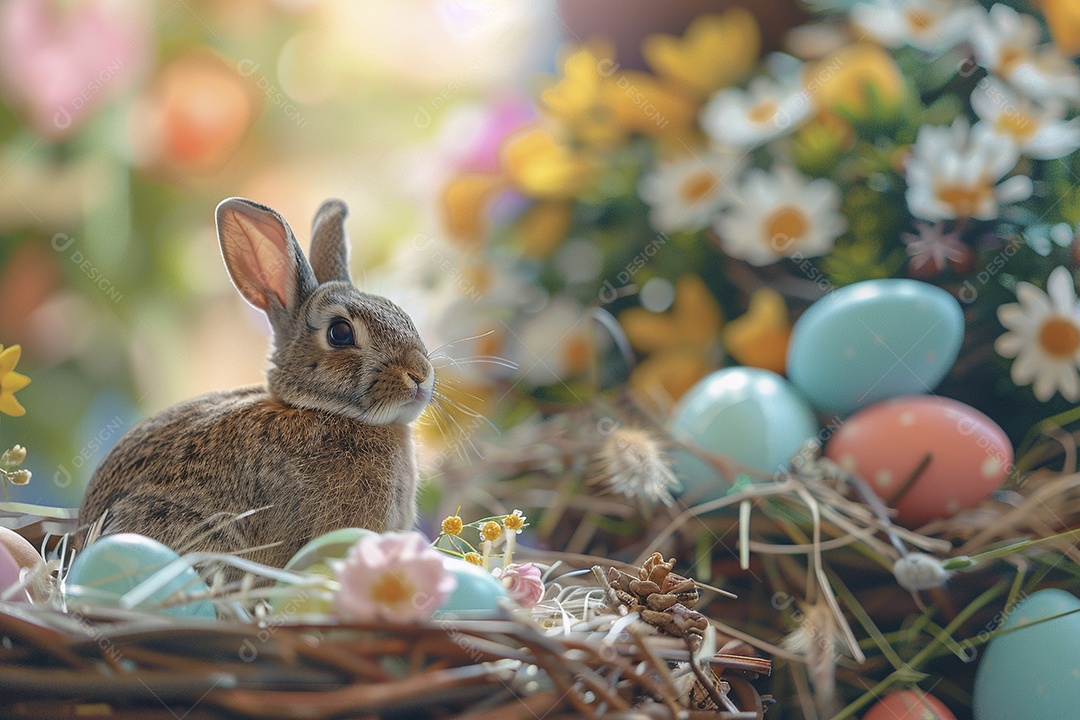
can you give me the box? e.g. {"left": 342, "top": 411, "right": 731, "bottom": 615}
{"left": 503, "top": 510, "right": 526, "bottom": 533}
{"left": 480, "top": 521, "right": 503, "bottom": 542}
{"left": 541, "top": 41, "right": 625, "bottom": 147}
{"left": 441, "top": 173, "right": 506, "bottom": 244}
{"left": 643, "top": 10, "right": 761, "bottom": 96}
{"left": 0, "top": 345, "right": 30, "bottom": 417}
{"left": 501, "top": 127, "right": 599, "bottom": 199}
{"left": 628, "top": 347, "right": 716, "bottom": 409}
{"left": 620, "top": 275, "right": 723, "bottom": 405}
{"left": 518, "top": 200, "right": 574, "bottom": 259}
{"left": 464, "top": 552, "right": 483, "bottom": 566}
{"left": 441, "top": 515, "right": 464, "bottom": 536}
{"left": 605, "top": 71, "right": 699, "bottom": 138}
{"left": 620, "top": 275, "right": 722, "bottom": 354}
{"left": 722, "top": 288, "right": 792, "bottom": 375}
{"left": 1040, "top": 0, "right": 1080, "bottom": 56}
{"left": 809, "top": 43, "right": 906, "bottom": 122}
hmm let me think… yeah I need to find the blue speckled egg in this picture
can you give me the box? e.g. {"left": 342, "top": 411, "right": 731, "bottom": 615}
{"left": 973, "top": 589, "right": 1080, "bottom": 720}
{"left": 438, "top": 559, "right": 508, "bottom": 617}
{"left": 65, "top": 533, "right": 215, "bottom": 618}
{"left": 787, "top": 279, "right": 963, "bottom": 416}
{"left": 669, "top": 367, "right": 818, "bottom": 497}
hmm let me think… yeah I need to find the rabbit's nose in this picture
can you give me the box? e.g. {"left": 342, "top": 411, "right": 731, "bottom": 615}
{"left": 407, "top": 371, "right": 423, "bottom": 386}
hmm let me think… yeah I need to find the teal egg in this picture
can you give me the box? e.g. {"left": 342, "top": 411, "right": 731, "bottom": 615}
{"left": 973, "top": 589, "right": 1080, "bottom": 720}
{"left": 65, "top": 533, "right": 215, "bottom": 618}
{"left": 284, "top": 527, "right": 376, "bottom": 572}
{"left": 437, "top": 559, "right": 508, "bottom": 617}
{"left": 786, "top": 279, "right": 963, "bottom": 416}
{"left": 669, "top": 367, "right": 818, "bottom": 498}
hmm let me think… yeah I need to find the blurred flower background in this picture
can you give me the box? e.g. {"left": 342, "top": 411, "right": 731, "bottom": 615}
{"left": 0, "top": 0, "right": 559, "bottom": 507}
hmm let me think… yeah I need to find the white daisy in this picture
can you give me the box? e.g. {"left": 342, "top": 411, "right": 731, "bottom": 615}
{"left": 996, "top": 266, "right": 1080, "bottom": 402}
{"left": 637, "top": 149, "right": 745, "bottom": 233}
{"left": 905, "top": 118, "right": 1033, "bottom": 221}
{"left": 970, "top": 77, "right": 1080, "bottom": 160}
{"left": 971, "top": 4, "right": 1080, "bottom": 105}
{"left": 850, "top": 0, "right": 981, "bottom": 54}
{"left": 713, "top": 165, "right": 846, "bottom": 266}
{"left": 700, "top": 75, "right": 813, "bottom": 150}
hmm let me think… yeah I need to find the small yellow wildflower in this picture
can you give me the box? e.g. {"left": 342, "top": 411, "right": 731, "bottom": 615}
{"left": 441, "top": 515, "right": 464, "bottom": 536}
{"left": 722, "top": 288, "right": 792, "bottom": 375}
{"left": 480, "top": 521, "right": 503, "bottom": 542}
{"left": 642, "top": 10, "right": 761, "bottom": 97}
{"left": 503, "top": 509, "right": 526, "bottom": 534}
{"left": 0, "top": 345, "right": 30, "bottom": 417}
{"left": 1040, "top": 0, "right": 1080, "bottom": 56}
{"left": 464, "top": 552, "right": 483, "bottom": 566}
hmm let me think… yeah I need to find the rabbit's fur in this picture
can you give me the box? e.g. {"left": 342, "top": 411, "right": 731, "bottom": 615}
{"left": 77, "top": 198, "right": 433, "bottom": 567}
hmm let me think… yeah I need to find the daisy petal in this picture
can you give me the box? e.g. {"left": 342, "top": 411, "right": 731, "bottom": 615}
{"left": 1011, "top": 348, "right": 1042, "bottom": 385}
{"left": 1046, "top": 266, "right": 1077, "bottom": 313}
{"left": 994, "top": 331, "right": 1026, "bottom": 358}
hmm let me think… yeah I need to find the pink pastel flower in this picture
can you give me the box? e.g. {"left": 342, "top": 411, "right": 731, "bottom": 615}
{"left": 492, "top": 562, "right": 544, "bottom": 608}
{"left": 0, "top": 0, "right": 152, "bottom": 138}
{"left": 335, "top": 532, "right": 456, "bottom": 622}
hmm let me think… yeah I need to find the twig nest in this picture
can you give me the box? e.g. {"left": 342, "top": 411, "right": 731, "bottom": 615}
{"left": 893, "top": 553, "right": 951, "bottom": 592}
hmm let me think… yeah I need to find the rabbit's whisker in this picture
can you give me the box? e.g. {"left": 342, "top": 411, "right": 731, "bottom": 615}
{"left": 425, "top": 330, "right": 497, "bottom": 359}
{"left": 429, "top": 354, "right": 519, "bottom": 371}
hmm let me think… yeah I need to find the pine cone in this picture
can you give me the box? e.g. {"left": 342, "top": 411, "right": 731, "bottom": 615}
{"left": 607, "top": 552, "right": 707, "bottom": 642}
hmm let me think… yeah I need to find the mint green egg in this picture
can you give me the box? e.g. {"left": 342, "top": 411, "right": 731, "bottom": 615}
{"left": 669, "top": 367, "right": 818, "bottom": 499}
{"left": 787, "top": 279, "right": 963, "bottom": 416}
{"left": 284, "top": 527, "right": 376, "bottom": 572}
{"left": 974, "top": 589, "right": 1080, "bottom": 720}
{"left": 65, "top": 533, "right": 214, "bottom": 618}
{"left": 437, "top": 559, "right": 508, "bottom": 617}
{"left": 272, "top": 528, "right": 376, "bottom": 616}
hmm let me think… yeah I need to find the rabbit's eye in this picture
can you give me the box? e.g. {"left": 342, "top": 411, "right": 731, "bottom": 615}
{"left": 327, "top": 319, "right": 355, "bottom": 347}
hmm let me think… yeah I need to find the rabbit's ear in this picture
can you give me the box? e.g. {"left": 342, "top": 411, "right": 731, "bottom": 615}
{"left": 309, "top": 199, "right": 352, "bottom": 284}
{"left": 216, "top": 197, "right": 317, "bottom": 313}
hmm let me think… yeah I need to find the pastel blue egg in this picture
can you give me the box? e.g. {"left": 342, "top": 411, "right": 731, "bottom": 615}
{"left": 669, "top": 368, "right": 818, "bottom": 499}
{"left": 787, "top": 279, "right": 963, "bottom": 416}
{"left": 65, "top": 533, "right": 215, "bottom": 618}
{"left": 437, "top": 559, "right": 508, "bottom": 617}
{"left": 973, "top": 589, "right": 1080, "bottom": 720}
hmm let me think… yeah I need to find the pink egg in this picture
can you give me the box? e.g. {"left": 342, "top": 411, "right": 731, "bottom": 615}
{"left": 863, "top": 690, "right": 956, "bottom": 720}
{"left": 825, "top": 396, "right": 1012, "bottom": 526}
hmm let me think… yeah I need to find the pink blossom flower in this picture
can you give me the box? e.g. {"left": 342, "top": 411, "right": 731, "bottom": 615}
{"left": 0, "top": 0, "right": 152, "bottom": 138}
{"left": 492, "top": 562, "right": 544, "bottom": 608}
{"left": 335, "top": 532, "right": 456, "bottom": 622}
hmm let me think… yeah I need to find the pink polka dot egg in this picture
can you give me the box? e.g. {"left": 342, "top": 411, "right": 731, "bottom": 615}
{"left": 824, "top": 395, "right": 1012, "bottom": 526}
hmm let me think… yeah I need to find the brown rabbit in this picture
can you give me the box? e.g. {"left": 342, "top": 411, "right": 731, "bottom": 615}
{"left": 77, "top": 198, "right": 434, "bottom": 568}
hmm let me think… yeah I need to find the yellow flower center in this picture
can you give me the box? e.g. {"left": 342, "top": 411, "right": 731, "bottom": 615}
{"left": 905, "top": 8, "right": 936, "bottom": 31}
{"left": 995, "top": 110, "right": 1039, "bottom": 142}
{"left": 763, "top": 205, "right": 809, "bottom": 245}
{"left": 1039, "top": 316, "right": 1080, "bottom": 358}
{"left": 999, "top": 45, "right": 1027, "bottom": 74}
{"left": 747, "top": 99, "right": 779, "bottom": 124}
{"left": 441, "top": 515, "right": 463, "bottom": 536}
{"left": 679, "top": 171, "right": 718, "bottom": 203}
{"left": 371, "top": 571, "right": 412, "bottom": 607}
{"left": 935, "top": 180, "right": 992, "bottom": 217}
